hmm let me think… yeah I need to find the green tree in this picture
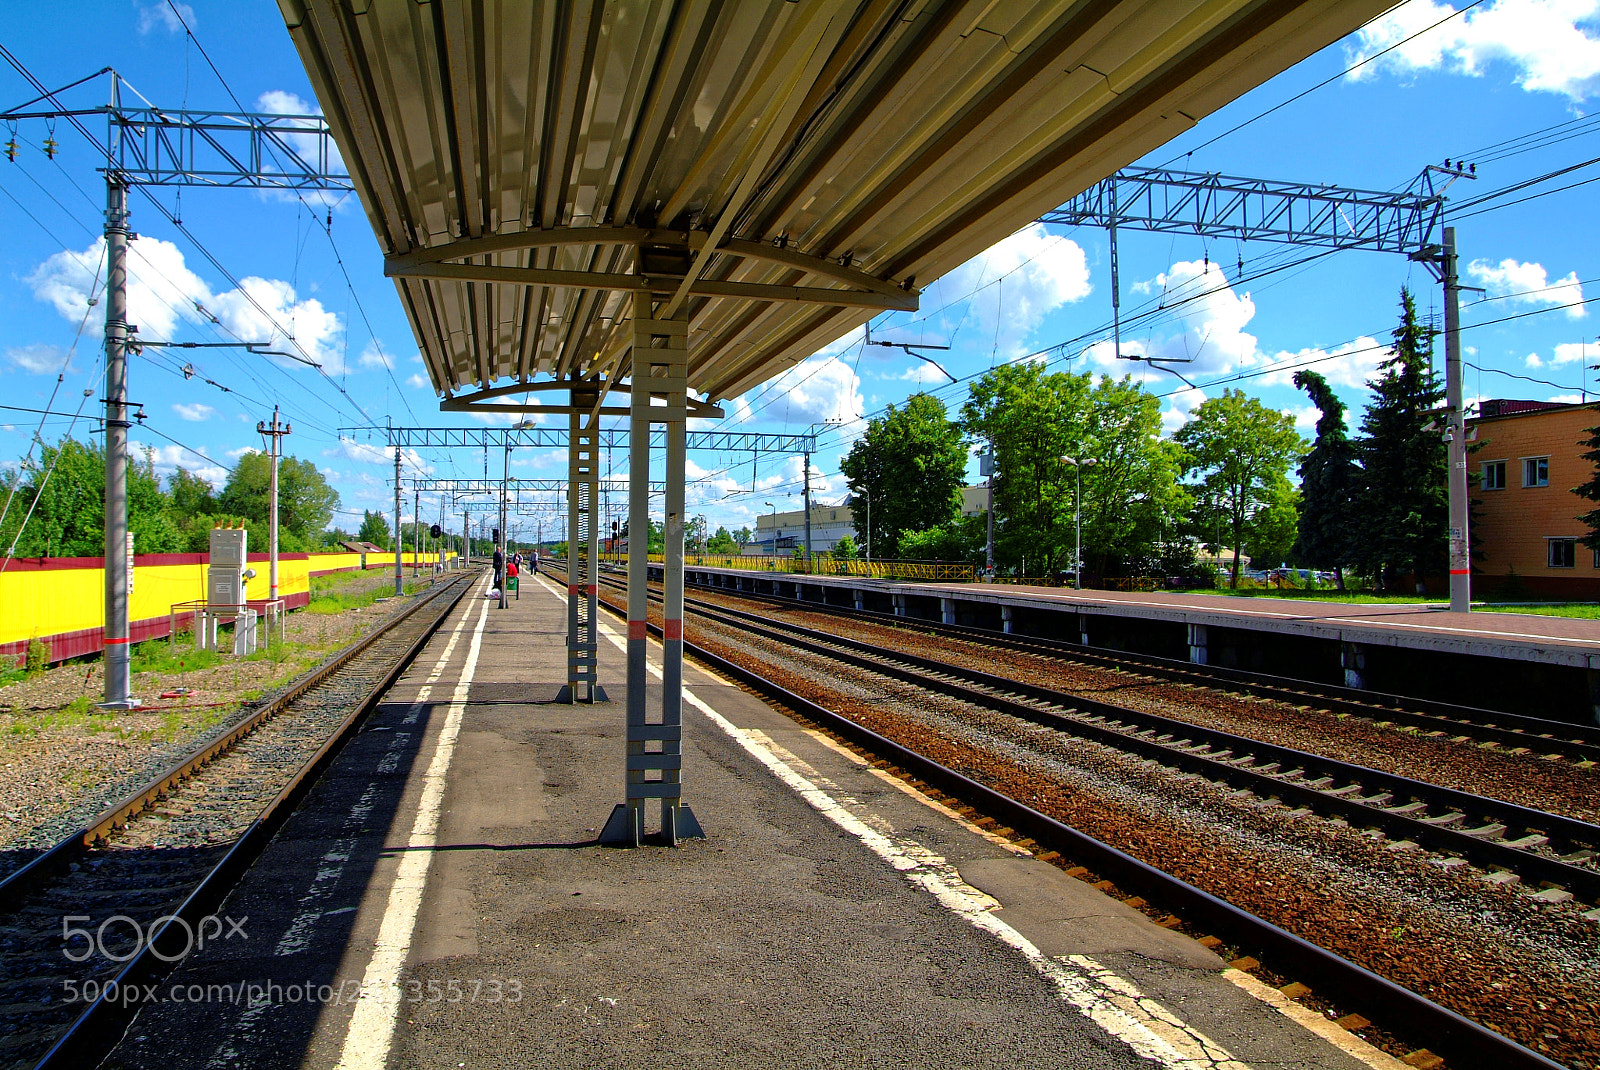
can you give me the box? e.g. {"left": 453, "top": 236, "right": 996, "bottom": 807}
{"left": 1174, "top": 389, "right": 1305, "bottom": 589}
{"left": 1242, "top": 472, "right": 1301, "bottom": 569}
{"left": 1576, "top": 423, "right": 1600, "bottom": 554}
{"left": 1353, "top": 289, "right": 1447, "bottom": 590}
{"left": 168, "top": 467, "right": 217, "bottom": 516}
{"left": 963, "top": 365, "right": 1187, "bottom": 576}
{"left": 706, "top": 525, "right": 738, "bottom": 553}
{"left": 1291, "top": 370, "right": 1360, "bottom": 586}
{"left": 0, "top": 438, "right": 179, "bottom": 557}
{"left": 830, "top": 533, "right": 859, "bottom": 560}
{"left": 216, "top": 453, "right": 339, "bottom": 545}
{"left": 840, "top": 393, "right": 967, "bottom": 559}
{"left": 733, "top": 526, "right": 753, "bottom": 547}
{"left": 358, "top": 509, "right": 391, "bottom": 548}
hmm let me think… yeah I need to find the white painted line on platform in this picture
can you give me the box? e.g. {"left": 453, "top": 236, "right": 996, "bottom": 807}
{"left": 333, "top": 580, "right": 492, "bottom": 1070}
{"left": 205, "top": 574, "right": 490, "bottom": 1069}
{"left": 593, "top": 616, "right": 1251, "bottom": 1070}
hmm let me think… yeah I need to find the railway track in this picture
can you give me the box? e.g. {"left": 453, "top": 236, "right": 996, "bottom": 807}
{"left": 570, "top": 564, "right": 1580, "bottom": 1069}
{"left": 674, "top": 571, "right": 1600, "bottom": 764}
{"left": 0, "top": 571, "right": 478, "bottom": 1070}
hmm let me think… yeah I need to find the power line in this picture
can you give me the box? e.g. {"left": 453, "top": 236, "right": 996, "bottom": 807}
{"left": 1156, "top": 0, "right": 1485, "bottom": 166}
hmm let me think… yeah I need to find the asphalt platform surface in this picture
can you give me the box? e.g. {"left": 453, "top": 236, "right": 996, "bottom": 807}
{"left": 100, "top": 568, "right": 1403, "bottom": 1070}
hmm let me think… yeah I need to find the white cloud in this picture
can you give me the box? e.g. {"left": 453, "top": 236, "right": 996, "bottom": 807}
{"left": 1257, "top": 336, "right": 1388, "bottom": 392}
{"left": 133, "top": 441, "right": 226, "bottom": 487}
{"left": 1548, "top": 393, "right": 1587, "bottom": 403}
{"left": 323, "top": 438, "right": 432, "bottom": 475}
{"left": 172, "top": 402, "right": 217, "bottom": 422}
{"left": 1284, "top": 404, "right": 1321, "bottom": 432}
{"left": 1468, "top": 258, "right": 1586, "bottom": 318}
{"left": 6, "top": 343, "right": 70, "bottom": 374}
{"left": 407, "top": 373, "right": 430, "bottom": 390}
{"left": 1528, "top": 340, "right": 1600, "bottom": 367}
{"left": 137, "top": 1, "right": 193, "bottom": 34}
{"left": 1087, "top": 259, "right": 1258, "bottom": 378}
{"left": 746, "top": 355, "right": 863, "bottom": 425}
{"left": 1346, "top": 0, "right": 1600, "bottom": 101}
{"left": 226, "top": 446, "right": 258, "bottom": 459}
{"left": 359, "top": 341, "right": 395, "bottom": 369}
{"left": 27, "top": 238, "right": 352, "bottom": 371}
{"left": 255, "top": 91, "right": 347, "bottom": 194}
{"left": 1161, "top": 386, "right": 1207, "bottom": 435}
{"left": 935, "top": 224, "right": 1093, "bottom": 359}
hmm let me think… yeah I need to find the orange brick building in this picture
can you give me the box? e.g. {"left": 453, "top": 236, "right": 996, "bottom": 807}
{"left": 1469, "top": 399, "right": 1600, "bottom": 599}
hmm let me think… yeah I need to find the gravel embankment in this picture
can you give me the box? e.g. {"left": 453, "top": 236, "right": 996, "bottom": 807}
{"left": 656, "top": 592, "right": 1600, "bottom": 1069}
{"left": 0, "top": 569, "right": 447, "bottom": 854}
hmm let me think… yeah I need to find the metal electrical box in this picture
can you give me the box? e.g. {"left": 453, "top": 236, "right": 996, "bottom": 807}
{"left": 208, "top": 528, "right": 248, "bottom": 606}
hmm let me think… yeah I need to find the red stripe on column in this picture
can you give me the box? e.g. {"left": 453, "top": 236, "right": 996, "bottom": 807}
{"left": 1449, "top": 569, "right": 1471, "bottom": 575}
{"left": 628, "top": 620, "right": 647, "bottom": 640}
{"left": 103, "top": 637, "right": 130, "bottom": 645}
{"left": 664, "top": 619, "right": 683, "bottom": 640}
{"left": 585, "top": 584, "right": 598, "bottom": 595}
{"left": 568, "top": 584, "right": 580, "bottom": 595}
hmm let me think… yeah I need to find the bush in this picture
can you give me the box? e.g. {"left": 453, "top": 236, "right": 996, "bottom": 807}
{"left": 25, "top": 639, "right": 49, "bottom": 674}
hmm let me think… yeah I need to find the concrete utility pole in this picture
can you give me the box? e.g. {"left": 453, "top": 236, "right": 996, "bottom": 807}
{"left": 257, "top": 406, "right": 291, "bottom": 603}
{"left": 412, "top": 484, "right": 420, "bottom": 577}
{"left": 462, "top": 509, "right": 469, "bottom": 569}
{"left": 1442, "top": 226, "right": 1471, "bottom": 613}
{"left": 100, "top": 172, "right": 136, "bottom": 710}
{"left": 392, "top": 450, "right": 403, "bottom": 596}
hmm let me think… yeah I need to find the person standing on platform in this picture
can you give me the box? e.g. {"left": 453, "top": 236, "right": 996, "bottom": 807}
{"left": 493, "top": 545, "right": 504, "bottom": 594}
{"left": 531, "top": 549, "right": 540, "bottom": 574}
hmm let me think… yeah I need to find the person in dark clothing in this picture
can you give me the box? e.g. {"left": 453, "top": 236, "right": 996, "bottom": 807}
{"left": 493, "top": 546, "right": 505, "bottom": 591}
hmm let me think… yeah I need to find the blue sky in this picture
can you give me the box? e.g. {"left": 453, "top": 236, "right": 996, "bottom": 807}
{"left": 2, "top": 1, "right": 1598, "bottom": 543}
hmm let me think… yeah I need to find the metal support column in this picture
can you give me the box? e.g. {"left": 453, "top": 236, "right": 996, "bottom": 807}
{"left": 412, "top": 485, "right": 420, "bottom": 577}
{"left": 802, "top": 449, "right": 813, "bottom": 573}
{"left": 462, "top": 509, "right": 469, "bottom": 569}
{"left": 601, "top": 291, "right": 703, "bottom": 846}
{"left": 561, "top": 386, "right": 604, "bottom": 703}
{"left": 100, "top": 172, "right": 136, "bottom": 710}
{"left": 1442, "top": 227, "right": 1471, "bottom": 613}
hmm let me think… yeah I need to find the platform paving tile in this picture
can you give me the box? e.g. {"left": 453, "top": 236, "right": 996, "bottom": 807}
{"left": 100, "top": 570, "right": 1395, "bottom": 1070}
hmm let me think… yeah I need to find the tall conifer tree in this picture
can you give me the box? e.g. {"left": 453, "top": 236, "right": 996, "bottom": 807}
{"left": 1353, "top": 289, "right": 1448, "bottom": 590}
{"left": 1292, "top": 369, "right": 1359, "bottom": 586}
{"left": 1573, "top": 420, "right": 1600, "bottom": 552}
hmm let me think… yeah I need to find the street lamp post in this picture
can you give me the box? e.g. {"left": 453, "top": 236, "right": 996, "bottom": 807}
{"left": 763, "top": 502, "right": 776, "bottom": 560}
{"left": 859, "top": 487, "right": 872, "bottom": 564}
{"left": 1060, "top": 456, "right": 1097, "bottom": 590}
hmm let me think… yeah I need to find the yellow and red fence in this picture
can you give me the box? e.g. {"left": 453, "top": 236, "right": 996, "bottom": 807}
{"left": 0, "top": 550, "right": 451, "bottom": 665}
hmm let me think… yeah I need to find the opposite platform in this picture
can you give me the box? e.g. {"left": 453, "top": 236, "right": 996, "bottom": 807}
{"left": 106, "top": 569, "right": 1406, "bottom": 1070}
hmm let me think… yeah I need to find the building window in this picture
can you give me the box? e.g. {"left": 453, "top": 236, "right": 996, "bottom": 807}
{"left": 1593, "top": 547, "right": 1600, "bottom": 569}
{"left": 1523, "top": 457, "right": 1550, "bottom": 487}
{"left": 1548, "top": 538, "right": 1577, "bottom": 568}
{"left": 1481, "top": 460, "right": 1506, "bottom": 490}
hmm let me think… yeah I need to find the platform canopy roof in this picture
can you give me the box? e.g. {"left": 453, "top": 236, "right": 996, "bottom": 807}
{"left": 280, "top": 0, "right": 1388, "bottom": 414}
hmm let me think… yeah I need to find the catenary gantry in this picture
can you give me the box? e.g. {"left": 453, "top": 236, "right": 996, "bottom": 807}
{"left": 279, "top": 0, "right": 1393, "bottom": 844}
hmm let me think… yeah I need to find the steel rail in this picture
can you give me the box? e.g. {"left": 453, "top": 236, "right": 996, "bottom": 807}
{"left": 11, "top": 572, "right": 476, "bottom": 1070}
{"left": 0, "top": 574, "right": 471, "bottom": 904}
{"left": 583, "top": 580, "right": 1566, "bottom": 1070}
{"left": 677, "top": 593, "right": 1600, "bottom": 901}
{"left": 671, "top": 573, "right": 1600, "bottom": 761}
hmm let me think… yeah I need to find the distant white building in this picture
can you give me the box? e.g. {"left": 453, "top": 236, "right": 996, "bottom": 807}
{"left": 746, "top": 486, "right": 992, "bottom": 556}
{"left": 748, "top": 501, "right": 857, "bottom": 555}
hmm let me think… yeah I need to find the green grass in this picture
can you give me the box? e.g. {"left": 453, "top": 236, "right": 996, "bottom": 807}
{"left": 0, "top": 660, "right": 26, "bottom": 687}
{"left": 131, "top": 642, "right": 226, "bottom": 675}
{"left": 309, "top": 578, "right": 427, "bottom": 614}
{"left": 1182, "top": 588, "right": 1438, "bottom": 604}
{"left": 1483, "top": 604, "right": 1600, "bottom": 618}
